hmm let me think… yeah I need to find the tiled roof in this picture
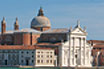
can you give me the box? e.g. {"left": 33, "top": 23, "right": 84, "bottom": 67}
{"left": 36, "top": 42, "right": 61, "bottom": 46}
{"left": 43, "top": 28, "right": 69, "bottom": 33}
{"left": 3, "top": 30, "right": 15, "bottom": 34}
{"left": 0, "top": 28, "right": 41, "bottom": 35}
{"left": 14, "top": 28, "right": 41, "bottom": 33}
{"left": 0, "top": 45, "right": 52, "bottom": 50}
{"left": 93, "top": 44, "right": 104, "bottom": 48}
{"left": 87, "top": 40, "right": 104, "bottom": 44}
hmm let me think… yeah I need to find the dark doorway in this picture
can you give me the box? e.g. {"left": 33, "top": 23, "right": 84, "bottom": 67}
{"left": 5, "top": 60, "right": 7, "bottom": 65}
{"left": 26, "top": 60, "right": 29, "bottom": 65}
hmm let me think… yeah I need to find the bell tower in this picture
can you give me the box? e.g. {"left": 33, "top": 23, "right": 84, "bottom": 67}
{"left": 1, "top": 17, "right": 6, "bottom": 34}
{"left": 14, "top": 17, "right": 19, "bottom": 30}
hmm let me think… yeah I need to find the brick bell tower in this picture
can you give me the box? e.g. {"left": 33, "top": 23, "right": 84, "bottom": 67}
{"left": 1, "top": 17, "right": 6, "bottom": 34}
{"left": 14, "top": 17, "right": 19, "bottom": 30}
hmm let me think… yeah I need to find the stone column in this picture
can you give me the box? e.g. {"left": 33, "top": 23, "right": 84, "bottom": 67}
{"left": 84, "top": 38, "right": 86, "bottom": 65}
{"left": 69, "top": 36, "right": 71, "bottom": 66}
{"left": 88, "top": 48, "right": 90, "bottom": 65}
{"left": 80, "top": 38, "right": 82, "bottom": 65}
{"left": 73, "top": 37, "right": 75, "bottom": 65}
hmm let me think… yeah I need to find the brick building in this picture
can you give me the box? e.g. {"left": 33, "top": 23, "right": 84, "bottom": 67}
{"left": 88, "top": 40, "right": 104, "bottom": 66}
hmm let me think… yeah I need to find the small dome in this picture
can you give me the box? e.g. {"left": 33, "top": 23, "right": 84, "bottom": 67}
{"left": 31, "top": 7, "right": 51, "bottom": 28}
{"left": 31, "top": 16, "right": 51, "bottom": 28}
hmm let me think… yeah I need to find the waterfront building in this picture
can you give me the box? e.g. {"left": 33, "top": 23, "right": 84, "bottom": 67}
{"left": 0, "top": 7, "right": 92, "bottom": 67}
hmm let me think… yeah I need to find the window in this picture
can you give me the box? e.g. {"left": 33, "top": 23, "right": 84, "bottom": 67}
{"left": 99, "top": 48, "right": 101, "bottom": 50}
{"left": 32, "top": 55, "right": 34, "bottom": 58}
{"left": 37, "top": 52, "right": 40, "bottom": 53}
{"left": 41, "top": 60, "right": 43, "bottom": 63}
{"left": 41, "top": 55, "right": 43, "bottom": 57}
{"left": 40, "top": 28, "right": 43, "bottom": 31}
{"left": 32, "top": 51, "right": 34, "bottom": 53}
{"left": 32, "top": 60, "right": 34, "bottom": 63}
{"left": 37, "top": 55, "right": 40, "bottom": 58}
{"left": 47, "top": 55, "right": 49, "bottom": 58}
{"left": 50, "top": 60, "right": 52, "bottom": 63}
{"left": 21, "top": 51, "right": 24, "bottom": 54}
{"left": 27, "top": 51, "right": 29, "bottom": 54}
{"left": 75, "top": 54, "right": 77, "bottom": 58}
{"left": 37, "top": 60, "right": 40, "bottom": 63}
{"left": 47, "top": 60, "right": 49, "bottom": 63}
{"left": 50, "top": 55, "right": 52, "bottom": 58}
{"left": 21, "top": 60, "right": 23, "bottom": 63}
{"left": 50, "top": 52, "right": 52, "bottom": 54}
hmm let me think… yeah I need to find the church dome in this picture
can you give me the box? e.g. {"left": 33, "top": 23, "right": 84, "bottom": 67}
{"left": 31, "top": 16, "right": 51, "bottom": 28}
{"left": 31, "top": 7, "right": 51, "bottom": 28}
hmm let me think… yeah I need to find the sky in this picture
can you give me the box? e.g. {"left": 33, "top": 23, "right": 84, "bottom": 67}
{"left": 0, "top": 0, "right": 104, "bottom": 40}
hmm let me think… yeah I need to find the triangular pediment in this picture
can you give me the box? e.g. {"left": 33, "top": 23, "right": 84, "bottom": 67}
{"left": 71, "top": 27, "right": 87, "bottom": 35}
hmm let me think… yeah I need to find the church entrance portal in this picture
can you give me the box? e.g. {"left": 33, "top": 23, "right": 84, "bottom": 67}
{"left": 26, "top": 60, "right": 29, "bottom": 65}
{"left": 5, "top": 60, "right": 7, "bottom": 65}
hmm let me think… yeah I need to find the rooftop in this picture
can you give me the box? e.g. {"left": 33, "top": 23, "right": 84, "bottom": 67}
{"left": 14, "top": 28, "right": 41, "bottom": 33}
{"left": 88, "top": 40, "right": 104, "bottom": 44}
{"left": 43, "top": 28, "right": 69, "bottom": 33}
{"left": 0, "top": 45, "right": 52, "bottom": 50}
{"left": 36, "top": 42, "right": 61, "bottom": 46}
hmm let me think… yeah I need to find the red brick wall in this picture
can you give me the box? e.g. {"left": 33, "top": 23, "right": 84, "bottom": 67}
{"left": 98, "top": 52, "right": 104, "bottom": 66}
{"left": 0, "top": 34, "right": 14, "bottom": 45}
{"left": 40, "top": 33, "right": 67, "bottom": 42}
{"left": 23, "top": 33, "right": 31, "bottom": 45}
{"left": 13, "top": 33, "right": 40, "bottom": 45}
{"left": 14, "top": 33, "right": 23, "bottom": 45}
{"left": 31, "top": 34, "right": 40, "bottom": 45}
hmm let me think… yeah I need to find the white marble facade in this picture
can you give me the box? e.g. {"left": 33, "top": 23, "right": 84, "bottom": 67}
{"left": 59, "top": 20, "right": 92, "bottom": 67}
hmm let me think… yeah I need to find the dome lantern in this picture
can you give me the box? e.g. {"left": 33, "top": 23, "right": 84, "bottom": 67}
{"left": 38, "top": 7, "right": 44, "bottom": 16}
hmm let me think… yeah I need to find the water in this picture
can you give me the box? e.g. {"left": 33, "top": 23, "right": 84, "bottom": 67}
{"left": 0, "top": 67, "right": 103, "bottom": 69}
